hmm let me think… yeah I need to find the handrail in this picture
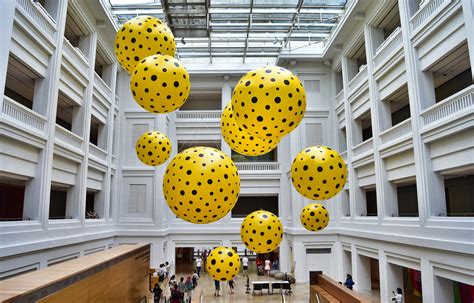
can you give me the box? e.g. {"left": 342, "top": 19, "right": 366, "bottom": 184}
{"left": 420, "top": 85, "right": 473, "bottom": 126}
{"left": 199, "top": 288, "right": 204, "bottom": 303}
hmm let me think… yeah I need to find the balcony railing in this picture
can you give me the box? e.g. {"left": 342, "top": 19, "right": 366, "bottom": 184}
{"left": 176, "top": 110, "right": 222, "bottom": 120}
{"left": 420, "top": 85, "right": 473, "bottom": 128}
{"left": 63, "top": 38, "right": 89, "bottom": 76}
{"left": 373, "top": 27, "right": 402, "bottom": 68}
{"left": 89, "top": 143, "right": 108, "bottom": 163}
{"left": 236, "top": 162, "right": 280, "bottom": 172}
{"left": 409, "top": 0, "right": 450, "bottom": 32}
{"left": 2, "top": 96, "right": 46, "bottom": 132}
{"left": 94, "top": 73, "right": 112, "bottom": 100}
{"left": 380, "top": 118, "right": 412, "bottom": 146}
{"left": 335, "top": 90, "right": 344, "bottom": 105}
{"left": 16, "top": 0, "right": 57, "bottom": 41}
{"left": 347, "top": 65, "right": 368, "bottom": 95}
{"left": 352, "top": 138, "right": 373, "bottom": 158}
{"left": 55, "top": 124, "right": 83, "bottom": 151}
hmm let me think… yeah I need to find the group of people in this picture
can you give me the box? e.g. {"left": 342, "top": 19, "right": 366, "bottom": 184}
{"left": 151, "top": 269, "right": 199, "bottom": 303}
{"left": 343, "top": 274, "right": 404, "bottom": 302}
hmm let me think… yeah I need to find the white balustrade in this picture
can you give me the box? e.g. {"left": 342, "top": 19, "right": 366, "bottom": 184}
{"left": 410, "top": 0, "right": 450, "bottom": 32}
{"left": 347, "top": 65, "right": 368, "bottom": 95}
{"left": 55, "top": 125, "right": 83, "bottom": 151}
{"left": 421, "top": 86, "right": 473, "bottom": 127}
{"left": 335, "top": 90, "right": 344, "bottom": 105}
{"left": 236, "top": 162, "right": 280, "bottom": 172}
{"left": 352, "top": 138, "right": 373, "bottom": 158}
{"left": 16, "top": 0, "right": 57, "bottom": 40}
{"left": 176, "top": 110, "right": 222, "bottom": 120}
{"left": 94, "top": 73, "right": 112, "bottom": 100}
{"left": 63, "top": 38, "right": 89, "bottom": 76}
{"left": 380, "top": 118, "right": 412, "bottom": 145}
{"left": 89, "top": 143, "right": 108, "bottom": 163}
{"left": 340, "top": 151, "right": 348, "bottom": 162}
{"left": 2, "top": 96, "right": 46, "bottom": 132}
{"left": 373, "top": 27, "right": 402, "bottom": 68}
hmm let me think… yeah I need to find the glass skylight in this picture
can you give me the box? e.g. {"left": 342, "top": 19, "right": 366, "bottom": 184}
{"left": 104, "top": 0, "right": 347, "bottom": 62}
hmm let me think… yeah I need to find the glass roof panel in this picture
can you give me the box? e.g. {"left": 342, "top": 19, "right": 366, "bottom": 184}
{"left": 103, "top": 0, "right": 348, "bottom": 62}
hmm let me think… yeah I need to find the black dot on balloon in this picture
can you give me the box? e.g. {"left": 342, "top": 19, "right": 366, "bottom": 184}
{"left": 131, "top": 38, "right": 136, "bottom": 43}
{"left": 267, "top": 240, "right": 272, "bottom": 244}
{"left": 174, "top": 81, "right": 179, "bottom": 87}
{"left": 187, "top": 170, "right": 192, "bottom": 175}
{"left": 257, "top": 116, "right": 263, "bottom": 122}
{"left": 245, "top": 80, "right": 251, "bottom": 86}
{"left": 192, "top": 190, "right": 197, "bottom": 195}
{"left": 147, "top": 28, "right": 152, "bottom": 33}
{"left": 207, "top": 179, "right": 213, "bottom": 184}
{"left": 274, "top": 97, "right": 281, "bottom": 104}
{"left": 211, "top": 259, "right": 216, "bottom": 265}
{"left": 252, "top": 96, "right": 258, "bottom": 103}
{"left": 317, "top": 166, "right": 323, "bottom": 172}
{"left": 180, "top": 190, "right": 185, "bottom": 196}
{"left": 284, "top": 79, "right": 290, "bottom": 85}
{"left": 303, "top": 165, "right": 308, "bottom": 171}
{"left": 196, "top": 208, "right": 201, "bottom": 212}
{"left": 151, "top": 75, "right": 157, "bottom": 81}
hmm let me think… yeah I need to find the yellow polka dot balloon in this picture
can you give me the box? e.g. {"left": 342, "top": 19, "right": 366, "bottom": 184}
{"left": 221, "top": 103, "right": 280, "bottom": 156}
{"left": 206, "top": 247, "right": 241, "bottom": 281}
{"left": 114, "top": 16, "right": 176, "bottom": 73}
{"left": 231, "top": 66, "right": 306, "bottom": 139}
{"left": 163, "top": 147, "right": 240, "bottom": 224}
{"left": 300, "top": 203, "right": 329, "bottom": 232}
{"left": 240, "top": 210, "right": 283, "bottom": 253}
{"left": 135, "top": 130, "right": 171, "bottom": 166}
{"left": 130, "top": 55, "right": 190, "bottom": 113}
{"left": 291, "top": 146, "right": 347, "bottom": 200}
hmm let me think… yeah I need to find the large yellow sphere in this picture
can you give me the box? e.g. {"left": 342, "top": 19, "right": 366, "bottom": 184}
{"left": 114, "top": 16, "right": 176, "bottom": 73}
{"left": 300, "top": 203, "right": 329, "bottom": 232}
{"left": 135, "top": 131, "right": 171, "bottom": 166}
{"left": 291, "top": 146, "right": 347, "bottom": 200}
{"left": 130, "top": 55, "right": 190, "bottom": 113}
{"left": 231, "top": 66, "right": 306, "bottom": 139}
{"left": 206, "top": 247, "right": 241, "bottom": 281}
{"left": 240, "top": 210, "right": 283, "bottom": 253}
{"left": 163, "top": 147, "right": 240, "bottom": 224}
{"left": 221, "top": 103, "right": 280, "bottom": 156}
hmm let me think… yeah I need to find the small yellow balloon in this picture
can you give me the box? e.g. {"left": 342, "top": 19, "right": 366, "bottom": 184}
{"left": 291, "top": 146, "right": 347, "bottom": 200}
{"left": 300, "top": 203, "right": 329, "bottom": 232}
{"left": 163, "top": 147, "right": 240, "bottom": 224}
{"left": 206, "top": 247, "right": 241, "bottom": 281}
{"left": 232, "top": 66, "right": 306, "bottom": 139}
{"left": 130, "top": 55, "right": 190, "bottom": 113}
{"left": 221, "top": 103, "right": 280, "bottom": 156}
{"left": 135, "top": 131, "right": 171, "bottom": 166}
{"left": 114, "top": 16, "right": 176, "bottom": 73}
{"left": 240, "top": 210, "right": 283, "bottom": 253}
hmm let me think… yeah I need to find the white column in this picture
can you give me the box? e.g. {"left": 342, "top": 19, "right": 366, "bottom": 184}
{"left": 398, "top": 0, "right": 446, "bottom": 222}
{"left": 27, "top": 0, "right": 68, "bottom": 224}
{"left": 279, "top": 236, "right": 290, "bottom": 273}
{"left": 461, "top": 0, "right": 474, "bottom": 82}
{"left": 221, "top": 80, "right": 232, "bottom": 156}
{"left": 379, "top": 252, "right": 403, "bottom": 302}
{"left": 0, "top": 0, "right": 16, "bottom": 101}
{"left": 354, "top": 252, "right": 371, "bottom": 291}
{"left": 293, "top": 241, "right": 306, "bottom": 282}
{"left": 433, "top": 275, "right": 454, "bottom": 302}
{"left": 420, "top": 258, "right": 435, "bottom": 303}
{"left": 341, "top": 56, "right": 360, "bottom": 219}
{"left": 79, "top": 32, "right": 98, "bottom": 224}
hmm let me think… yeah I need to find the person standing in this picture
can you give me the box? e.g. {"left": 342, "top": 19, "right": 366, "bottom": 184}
{"left": 214, "top": 280, "right": 220, "bottom": 296}
{"left": 228, "top": 279, "right": 235, "bottom": 294}
{"left": 391, "top": 288, "right": 403, "bottom": 302}
{"left": 192, "top": 270, "right": 199, "bottom": 288}
{"left": 178, "top": 276, "right": 186, "bottom": 298}
{"left": 184, "top": 276, "right": 194, "bottom": 303}
{"left": 242, "top": 255, "right": 249, "bottom": 276}
{"left": 195, "top": 256, "right": 203, "bottom": 277}
{"left": 264, "top": 259, "right": 271, "bottom": 275}
{"left": 344, "top": 274, "right": 355, "bottom": 290}
{"left": 151, "top": 283, "right": 162, "bottom": 303}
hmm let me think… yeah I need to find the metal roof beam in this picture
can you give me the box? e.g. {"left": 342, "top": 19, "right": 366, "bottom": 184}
{"left": 284, "top": 0, "right": 305, "bottom": 48}
{"left": 242, "top": 0, "right": 254, "bottom": 63}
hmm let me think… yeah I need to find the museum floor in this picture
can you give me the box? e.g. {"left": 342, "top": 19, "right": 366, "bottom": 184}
{"left": 151, "top": 266, "right": 381, "bottom": 302}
